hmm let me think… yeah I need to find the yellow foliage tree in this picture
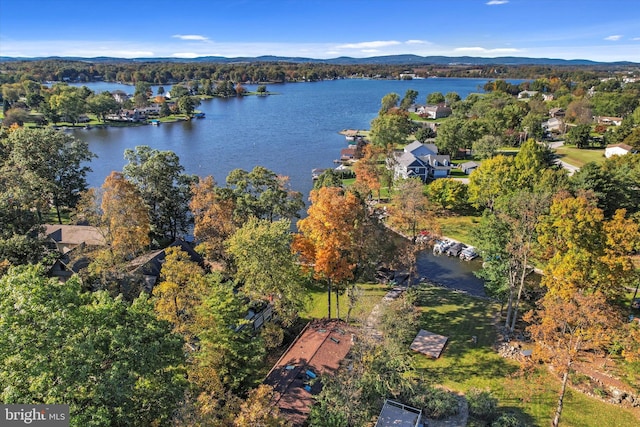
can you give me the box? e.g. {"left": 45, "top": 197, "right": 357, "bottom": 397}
{"left": 153, "top": 246, "right": 207, "bottom": 338}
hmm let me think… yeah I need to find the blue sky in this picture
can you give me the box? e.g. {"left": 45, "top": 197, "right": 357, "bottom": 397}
{"left": 1, "top": 0, "right": 639, "bottom": 62}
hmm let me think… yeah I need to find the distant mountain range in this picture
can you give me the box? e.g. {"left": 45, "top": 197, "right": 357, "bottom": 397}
{"left": 0, "top": 54, "right": 636, "bottom": 66}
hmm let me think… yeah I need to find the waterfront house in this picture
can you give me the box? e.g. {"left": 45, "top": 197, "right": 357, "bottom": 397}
{"left": 518, "top": 90, "right": 538, "bottom": 99}
{"left": 418, "top": 103, "right": 452, "bottom": 119}
{"left": 43, "top": 224, "right": 107, "bottom": 280}
{"left": 605, "top": 143, "right": 635, "bottom": 158}
{"left": 393, "top": 141, "right": 451, "bottom": 181}
{"left": 111, "top": 90, "right": 130, "bottom": 103}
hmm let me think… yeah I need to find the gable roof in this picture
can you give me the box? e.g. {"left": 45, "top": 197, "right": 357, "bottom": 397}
{"left": 404, "top": 141, "right": 438, "bottom": 157}
{"left": 44, "top": 224, "right": 106, "bottom": 253}
{"left": 396, "top": 151, "right": 425, "bottom": 168}
{"left": 265, "top": 320, "right": 354, "bottom": 426}
{"left": 606, "top": 143, "right": 633, "bottom": 151}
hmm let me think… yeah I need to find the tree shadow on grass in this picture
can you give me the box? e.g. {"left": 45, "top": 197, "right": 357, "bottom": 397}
{"left": 413, "top": 286, "right": 519, "bottom": 384}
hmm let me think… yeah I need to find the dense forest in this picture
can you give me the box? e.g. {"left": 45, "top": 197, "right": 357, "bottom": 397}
{"left": 0, "top": 58, "right": 637, "bottom": 85}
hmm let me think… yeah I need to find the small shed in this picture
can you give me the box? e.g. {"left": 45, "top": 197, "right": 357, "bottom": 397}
{"left": 410, "top": 329, "right": 448, "bottom": 359}
{"left": 460, "top": 161, "right": 479, "bottom": 175}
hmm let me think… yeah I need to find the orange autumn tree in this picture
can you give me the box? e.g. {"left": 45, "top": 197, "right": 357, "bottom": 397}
{"left": 101, "top": 171, "right": 150, "bottom": 260}
{"left": 293, "top": 186, "right": 364, "bottom": 319}
{"left": 353, "top": 144, "right": 383, "bottom": 201}
{"left": 189, "top": 175, "right": 238, "bottom": 263}
{"left": 525, "top": 291, "right": 620, "bottom": 427}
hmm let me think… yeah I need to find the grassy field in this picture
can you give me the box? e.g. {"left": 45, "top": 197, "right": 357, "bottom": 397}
{"left": 300, "top": 281, "right": 389, "bottom": 324}
{"left": 412, "top": 285, "right": 640, "bottom": 426}
{"left": 436, "top": 215, "right": 481, "bottom": 245}
{"left": 554, "top": 146, "right": 606, "bottom": 168}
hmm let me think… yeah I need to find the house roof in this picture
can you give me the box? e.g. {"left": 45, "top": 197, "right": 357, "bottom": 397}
{"left": 460, "top": 161, "right": 480, "bottom": 169}
{"left": 404, "top": 141, "right": 438, "bottom": 157}
{"left": 264, "top": 320, "right": 354, "bottom": 426}
{"left": 396, "top": 151, "right": 424, "bottom": 168}
{"left": 606, "top": 143, "right": 633, "bottom": 151}
{"left": 420, "top": 154, "right": 451, "bottom": 169}
{"left": 44, "top": 224, "right": 106, "bottom": 250}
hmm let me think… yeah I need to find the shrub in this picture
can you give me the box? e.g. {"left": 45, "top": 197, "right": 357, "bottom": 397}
{"left": 410, "top": 386, "right": 459, "bottom": 419}
{"left": 467, "top": 388, "right": 498, "bottom": 421}
{"left": 492, "top": 413, "right": 522, "bottom": 427}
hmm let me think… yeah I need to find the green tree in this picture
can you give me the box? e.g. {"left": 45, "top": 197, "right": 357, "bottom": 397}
{"left": 123, "top": 146, "right": 196, "bottom": 244}
{"left": 225, "top": 166, "right": 304, "bottom": 223}
{"left": 435, "top": 118, "right": 475, "bottom": 158}
{"left": 313, "top": 168, "right": 343, "bottom": 189}
{"left": 426, "top": 91, "right": 445, "bottom": 104}
{"left": 87, "top": 91, "right": 120, "bottom": 122}
{"left": 1, "top": 108, "right": 30, "bottom": 127}
{"left": 4, "top": 127, "right": 94, "bottom": 223}
{"left": 0, "top": 265, "right": 187, "bottom": 427}
{"left": 565, "top": 123, "right": 592, "bottom": 148}
{"left": 193, "top": 276, "right": 266, "bottom": 392}
{"left": 445, "top": 91, "right": 461, "bottom": 105}
{"left": 369, "top": 109, "right": 413, "bottom": 149}
{"left": 177, "top": 95, "right": 200, "bottom": 117}
{"left": 380, "top": 92, "right": 400, "bottom": 113}
{"left": 472, "top": 134, "right": 503, "bottom": 159}
{"left": 467, "top": 155, "right": 515, "bottom": 211}
{"left": 400, "top": 89, "right": 418, "bottom": 110}
{"left": 414, "top": 125, "right": 436, "bottom": 142}
{"left": 226, "top": 218, "right": 306, "bottom": 326}
{"left": 48, "top": 85, "right": 87, "bottom": 124}
{"left": 427, "top": 178, "right": 468, "bottom": 211}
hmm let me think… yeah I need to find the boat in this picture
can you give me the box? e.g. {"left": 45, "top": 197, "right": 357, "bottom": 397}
{"left": 460, "top": 246, "right": 479, "bottom": 261}
{"left": 446, "top": 243, "right": 466, "bottom": 257}
{"left": 433, "top": 239, "right": 454, "bottom": 254}
{"left": 150, "top": 119, "right": 160, "bottom": 126}
{"left": 194, "top": 112, "right": 205, "bottom": 119}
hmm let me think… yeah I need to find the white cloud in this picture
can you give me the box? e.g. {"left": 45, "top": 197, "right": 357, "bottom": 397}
{"left": 405, "top": 39, "right": 431, "bottom": 45}
{"left": 633, "top": 37, "right": 640, "bottom": 41}
{"left": 172, "top": 34, "right": 209, "bottom": 41}
{"left": 454, "top": 46, "right": 520, "bottom": 54}
{"left": 171, "top": 52, "right": 201, "bottom": 58}
{"left": 604, "top": 35, "right": 623, "bottom": 41}
{"left": 335, "top": 40, "right": 401, "bottom": 49}
{"left": 486, "top": 0, "right": 509, "bottom": 5}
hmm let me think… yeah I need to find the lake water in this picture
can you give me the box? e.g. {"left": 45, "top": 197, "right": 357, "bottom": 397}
{"left": 71, "top": 78, "right": 505, "bottom": 195}
{"left": 70, "top": 77, "right": 514, "bottom": 296}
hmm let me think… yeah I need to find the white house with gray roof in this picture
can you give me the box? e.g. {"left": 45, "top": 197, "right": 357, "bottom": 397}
{"left": 392, "top": 141, "right": 451, "bottom": 182}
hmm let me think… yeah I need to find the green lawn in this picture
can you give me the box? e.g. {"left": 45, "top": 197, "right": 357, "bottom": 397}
{"left": 554, "top": 146, "right": 606, "bottom": 168}
{"left": 413, "top": 285, "right": 640, "bottom": 426}
{"left": 436, "top": 215, "right": 481, "bottom": 245}
{"left": 300, "top": 281, "right": 389, "bottom": 324}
